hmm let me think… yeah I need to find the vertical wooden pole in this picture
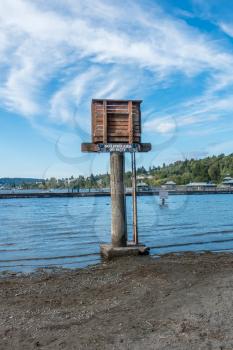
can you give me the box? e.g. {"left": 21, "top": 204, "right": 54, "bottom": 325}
{"left": 131, "top": 152, "right": 138, "bottom": 244}
{"left": 103, "top": 100, "right": 107, "bottom": 144}
{"left": 91, "top": 100, "right": 95, "bottom": 143}
{"left": 110, "top": 152, "right": 127, "bottom": 247}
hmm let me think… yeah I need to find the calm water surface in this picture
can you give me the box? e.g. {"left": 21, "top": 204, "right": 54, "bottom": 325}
{"left": 0, "top": 194, "right": 233, "bottom": 272}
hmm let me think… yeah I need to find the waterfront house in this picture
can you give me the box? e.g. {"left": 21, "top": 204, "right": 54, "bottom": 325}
{"left": 163, "top": 181, "right": 176, "bottom": 190}
{"left": 223, "top": 176, "right": 233, "bottom": 181}
{"left": 137, "top": 181, "right": 149, "bottom": 191}
{"left": 186, "top": 182, "right": 217, "bottom": 191}
{"left": 222, "top": 176, "right": 233, "bottom": 187}
{"left": 137, "top": 175, "right": 153, "bottom": 180}
{"left": 137, "top": 175, "right": 146, "bottom": 180}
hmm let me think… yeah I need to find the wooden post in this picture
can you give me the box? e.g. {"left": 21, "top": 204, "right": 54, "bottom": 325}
{"left": 110, "top": 152, "right": 127, "bottom": 247}
{"left": 131, "top": 152, "right": 138, "bottom": 244}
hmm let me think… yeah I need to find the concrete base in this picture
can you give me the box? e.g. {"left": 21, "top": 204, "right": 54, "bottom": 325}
{"left": 100, "top": 242, "right": 150, "bottom": 259}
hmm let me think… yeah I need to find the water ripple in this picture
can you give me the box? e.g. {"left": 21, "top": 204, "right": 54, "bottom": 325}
{"left": 0, "top": 194, "right": 232, "bottom": 272}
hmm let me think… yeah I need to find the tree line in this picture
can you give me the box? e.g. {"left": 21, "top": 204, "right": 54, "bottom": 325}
{"left": 144, "top": 153, "right": 233, "bottom": 186}
{"left": 2, "top": 153, "right": 233, "bottom": 189}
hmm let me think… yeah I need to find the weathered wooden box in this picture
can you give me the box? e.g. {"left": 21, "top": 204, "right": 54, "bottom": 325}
{"left": 92, "top": 99, "right": 142, "bottom": 144}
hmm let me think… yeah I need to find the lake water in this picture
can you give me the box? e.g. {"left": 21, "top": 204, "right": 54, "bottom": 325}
{"left": 0, "top": 194, "right": 233, "bottom": 272}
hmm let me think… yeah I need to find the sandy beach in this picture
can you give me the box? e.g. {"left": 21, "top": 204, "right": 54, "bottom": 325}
{"left": 1, "top": 252, "right": 233, "bottom": 350}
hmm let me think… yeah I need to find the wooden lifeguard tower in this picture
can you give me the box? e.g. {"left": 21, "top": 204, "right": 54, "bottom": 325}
{"left": 82, "top": 99, "right": 151, "bottom": 258}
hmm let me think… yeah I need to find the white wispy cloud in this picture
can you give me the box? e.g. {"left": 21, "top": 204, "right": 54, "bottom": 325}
{"left": 144, "top": 86, "right": 233, "bottom": 136}
{"left": 144, "top": 117, "right": 177, "bottom": 134}
{"left": 220, "top": 23, "right": 233, "bottom": 37}
{"left": 207, "top": 140, "right": 233, "bottom": 155}
{"left": 0, "top": 0, "right": 233, "bottom": 141}
{"left": 49, "top": 67, "right": 100, "bottom": 125}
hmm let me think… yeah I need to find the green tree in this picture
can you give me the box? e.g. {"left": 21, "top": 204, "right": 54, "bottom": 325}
{"left": 208, "top": 163, "right": 220, "bottom": 182}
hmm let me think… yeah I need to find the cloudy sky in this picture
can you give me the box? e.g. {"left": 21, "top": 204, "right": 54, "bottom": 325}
{"left": 1, "top": 0, "right": 233, "bottom": 178}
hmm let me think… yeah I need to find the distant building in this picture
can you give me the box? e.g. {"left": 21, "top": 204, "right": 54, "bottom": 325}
{"left": 137, "top": 175, "right": 153, "bottom": 180}
{"left": 186, "top": 182, "right": 217, "bottom": 191}
{"left": 223, "top": 176, "right": 233, "bottom": 181}
{"left": 137, "top": 181, "right": 149, "bottom": 191}
{"left": 163, "top": 181, "right": 176, "bottom": 190}
{"left": 137, "top": 175, "right": 146, "bottom": 180}
{"left": 222, "top": 176, "right": 233, "bottom": 187}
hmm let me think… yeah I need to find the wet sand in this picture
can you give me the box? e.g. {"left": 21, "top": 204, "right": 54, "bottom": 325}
{"left": 1, "top": 252, "right": 233, "bottom": 349}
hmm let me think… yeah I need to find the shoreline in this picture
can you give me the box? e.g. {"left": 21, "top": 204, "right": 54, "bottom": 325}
{"left": 0, "top": 189, "right": 233, "bottom": 199}
{"left": 1, "top": 252, "right": 233, "bottom": 349}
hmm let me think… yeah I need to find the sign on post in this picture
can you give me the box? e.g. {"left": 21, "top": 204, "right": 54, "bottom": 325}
{"left": 81, "top": 99, "right": 151, "bottom": 254}
{"left": 97, "top": 143, "right": 141, "bottom": 153}
{"left": 159, "top": 190, "right": 169, "bottom": 200}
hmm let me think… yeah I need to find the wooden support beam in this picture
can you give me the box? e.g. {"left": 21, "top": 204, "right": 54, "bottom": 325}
{"left": 131, "top": 152, "right": 138, "bottom": 244}
{"left": 110, "top": 152, "right": 127, "bottom": 247}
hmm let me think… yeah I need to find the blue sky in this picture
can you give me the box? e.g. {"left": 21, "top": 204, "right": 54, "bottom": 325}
{"left": 1, "top": 0, "right": 233, "bottom": 178}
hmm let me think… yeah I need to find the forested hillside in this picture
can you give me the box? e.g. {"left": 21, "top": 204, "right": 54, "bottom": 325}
{"left": 143, "top": 153, "right": 233, "bottom": 185}
{"left": 1, "top": 154, "right": 232, "bottom": 189}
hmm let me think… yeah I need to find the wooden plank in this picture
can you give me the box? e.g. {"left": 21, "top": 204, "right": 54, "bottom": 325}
{"left": 95, "top": 131, "right": 103, "bottom": 135}
{"left": 107, "top": 111, "right": 129, "bottom": 115}
{"left": 108, "top": 137, "right": 129, "bottom": 142}
{"left": 108, "top": 113, "right": 128, "bottom": 117}
{"left": 108, "top": 120, "right": 128, "bottom": 123}
{"left": 108, "top": 118, "right": 128, "bottom": 122}
{"left": 107, "top": 103, "right": 128, "bottom": 106}
{"left": 108, "top": 132, "right": 129, "bottom": 137}
{"left": 108, "top": 126, "right": 128, "bottom": 130}
{"left": 112, "top": 103, "right": 128, "bottom": 106}
{"left": 107, "top": 105, "right": 128, "bottom": 108}
{"left": 96, "top": 116, "right": 103, "bottom": 121}
{"left": 108, "top": 124, "right": 129, "bottom": 128}
{"left": 108, "top": 126, "right": 129, "bottom": 131}
{"left": 108, "top": 122, "right": 128, "bottom": 126}
{"left": 108, "top": 121, "right": 128, "bottom": 124}
{"left": 107, "top": 100, "right": 129, "bottom": 103}
{"left": 108, "top": 116, "right": 128, "bottom": 121}
{"left": 107, "top": 112, "right": 129, "bottom": 117}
